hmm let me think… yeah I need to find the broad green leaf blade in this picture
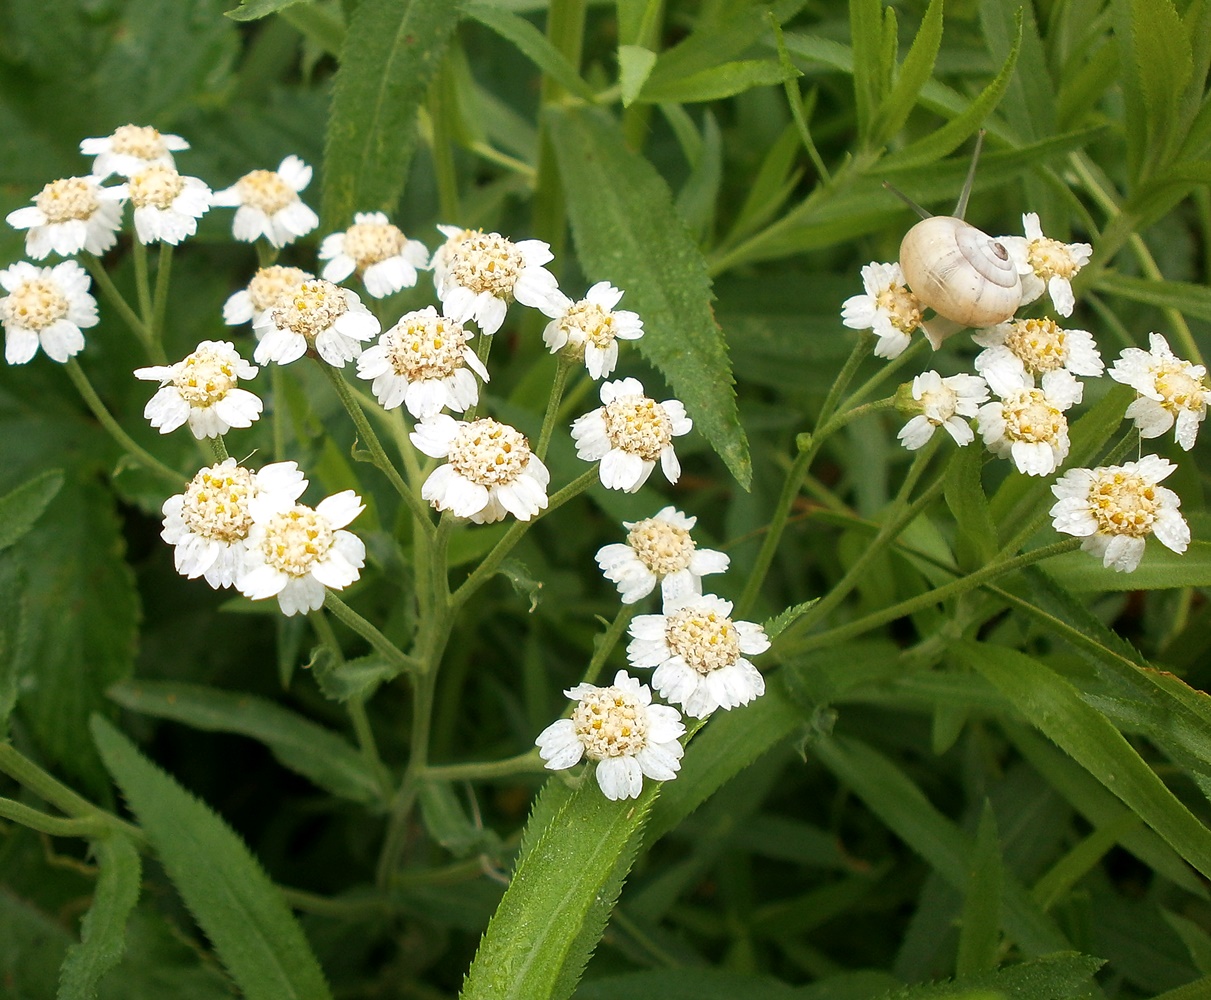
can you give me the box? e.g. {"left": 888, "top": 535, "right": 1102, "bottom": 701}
{"left": 1046, "top": 541, "right": 1211, "bottom": 591}
{"left": 618, "top": 45, "right": 657, "bottom": 107}
{"left": 107, "top": 680, "right": 383, "bottom": 805}
{"left": 877, "top": 953, "right": 1104, "bottom": 999}
{"left": 1095, "top": 271, "right": 1211, "bottom": 323}
{"left": 549, "top": 106, "right": 750, "bottom": 486}
{"left": 1151, "top": 974, "right": 1211, "bottom": 1000}
{"left": 91, "top": 718, "right": 334, "bottom": 1000}
{"left": 57, "top": 834, "right": 142, "bottom": 1000}
{"left": 0, "top": 469, "right": 63, "bottom": 553}
{"left": 956, "top": 805, "right": 1002, "bottom": 977}
{"left": 1130, "top": 0, "right": 1193, "bottom": 173}
{"left": 463, "top": 4, "right": 595, "bottom": 101}
{"left": 225, "top": 0, "right": 309, "bottom": 20}
{"left": 321, "top": 0, "right": 463, "bottom": 230}
{"left": 954, "top": 642, "right": 1211, "bottom": 880}
{"left": 638, "top": 59, "right": 786, "bottom": 104}
{"left": 870, "top": 0, "right": 944, "bottom": 148}
{"left": 944, "top": 445, "right": 996, "bottom": 567}
{"left": 459, "top": 778, "right": 657, "bottom": 1000}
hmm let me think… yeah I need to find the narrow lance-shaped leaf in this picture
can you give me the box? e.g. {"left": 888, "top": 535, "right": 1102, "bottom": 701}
{"left": 549, "top": 106, "right": 751, "bottom": 486}
{"left": 869, "top": 0, "right": 944, "bottom": 148}
{"left": 0, "top": 469, "right": 64, "bottom": 553}
{"left": 322, "top": 0, "right": 463, "bottom": 230}
{"left": 463, "top": 4, "right": 595, "bottom": 101}
{"left": 91, "top": 717, "right": 334, "bottom": 1000}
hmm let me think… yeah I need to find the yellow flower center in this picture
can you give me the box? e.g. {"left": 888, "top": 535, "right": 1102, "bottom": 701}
{"left": 1027, "top": 237, "right": 1080, "bottom": 280}
{"left": 246, "top": 266, "right": 312, "bottom": 313}
{"left": 665, "top": 607, "right": 740, "bottom": 675}
{"left": 128, "top": 164, "right": 185, "bottom": 210}
{"left": 626, "top": 518, "right": 695, "bottom": 576}
{"left": 1087, "top": 471, "right": 1159, "bottom": 538}
{"left": 236, "top": 169, "right": 296, "bottom": 215}
{"left": 876, "top": 283, "right": 923, "bottom": 334}
{"left": 35, "top": 178, "right": 99, "bottom": 223}
{"left": 558, "top": 300, "right": 615, "bottom": 355}
{"left": 4, "top": 277, "right": 69, "bottom": 331}
{"left": 1154, "top": 366, "right": 1207, "bottom": 417}
{"left": 181, "top": 466, "right": 256, "bottom": 543}
{"left": 342, "top": 221, "right": 406, "bottom": 270}
{"left": 446, "top": 230, "right": 523, "bottom": 298}
{"left": 110, "top": 124, "right": 166, "bottom": 159}
{"left": 918, "top": 384, "right": 959, "bottom": 425}
{"left": 1003, "top": 317, "right": 1068, "bottom": 374}
{"left": 385, "top": 313, "right": 468, "bottom": 381}
{"left": 573, "top": 685, "right": 649, "bottom": 760}
{"left": 172, "top": 347, "right": 239, "bottom": 408}
{"left": 272, "top": 280, "right": 348, "bottom": 340}
{"left": 1003, "top": 389, "right": 1063, "bottom": 444}
{"left": 448, "top": 418, "right": 531, "bottom": 487}
{"left": 602, "top": 394, "right": 673, "bottom": 461}
{"left": 261, "top": 505, "right": 335, "bottom": 577}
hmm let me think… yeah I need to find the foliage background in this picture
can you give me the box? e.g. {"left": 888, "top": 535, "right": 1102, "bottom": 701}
{"left": 2, "top": 0, "right": 1211, "bottom": 998}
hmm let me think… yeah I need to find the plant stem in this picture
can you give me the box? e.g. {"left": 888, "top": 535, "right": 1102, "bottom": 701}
{"left": 428, "top": 75, "right": 461, "bottom": 223}
{"left": 0, "top": 797, "right": 107, "bottom": 839}
{"left": 580, "top": 603, "right": 637, "bottom": 687}
{"left": 323, "top": 592, "right": 420, "bottom": 677}
{"left": 536, "top": 356, "right": 574, "bottom": 461}
{"left": 151, "top": 242, "right": 173, "bottom": 351}
{"left": 424, "top": 750, "right": 546, "bottom": 782}
{"left": 207, "top": 435, "right": 229, "bottom": 463}
{"left": 65, "top": 359, "right": 185, "bottom": 486}
{"left": 132, "top": 240, "right": 154, "bottom": 328}
{"left": 80, "top": 253, "right": 155, "bottom": 357}
{"left": 816, "top": 333, "right": 872, "bottom": 427}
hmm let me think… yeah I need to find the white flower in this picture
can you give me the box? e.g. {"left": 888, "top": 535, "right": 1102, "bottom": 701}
{"left": 101, "top": 164, "right": 211, "bottom": 245}
{"left": 570, "top": 377, "right": 693, "bottom": 493}
{"left": 319, "top": 212, "right": 430, "bottom": 298}
{"left": 595, "top": 507, "right": 729, "bottom": 605}
{"left": 135, "top": 341, "right": 262, "bottom": 438}
{"left": 80, "top": 124, "right": 189, "bottom": 179}
{"left": 1001, "top": 213, "right": 1091, "bottom": 317}
{"left": 974, "top": 316, "right": 1103, "bottom": 387}
{"left": 252, "top": 278, "right": 380, "bottom": 367}
{"left": 239, "top": 491, "right": 367, "bottom": 615}
{"left": 432, "top": 225, "right": 563, "bottom": 335}
{"left": 542, "top": 281, "right": 644, "bottom": 379}
{"left": 0, "top": 260, "right": 98, "bottom": 365}
{"left": 1050, "top": 455, "right": 1190, "bottom": 572}
{"left": 211, "top": 156, "right": 319, "bottom": 248}
{"left": 626, "top": 594, "right": 769, "bottom": 719}
{"left": 535, "top": 670, "right": 684, "bottom": 801}
{"left": 411, "top": 415, "right": 549, "bottom": 523}
{"left": 976, "top": 369, "right": 1082, "bottom": 477}
{"left": 897, "top": 371, "right": 989, "bottom": 451}
{"left": 161, "top": 459, "right": 307, "bottom": 589}
{"left": 223, "top": 265, "right": 315, "bottom": 328}
{"left": 841, "top": 261, "right": 925, "bottom": 359}
{"left": 6, "top": 176, "right": 125, "bottom": 259}
{"left": 356, "top": 307, "right": 488, "bottom": 419}
{"left": 1108, "top": 333, "right": 1211, "bottom": 451}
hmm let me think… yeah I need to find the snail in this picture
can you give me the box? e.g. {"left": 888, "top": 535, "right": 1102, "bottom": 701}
{"left": 890, "top": 134, "right": 1022, "bottom": 346}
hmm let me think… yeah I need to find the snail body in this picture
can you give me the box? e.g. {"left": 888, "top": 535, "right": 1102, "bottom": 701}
{"left": 899, "top": 215, "right": 1022, "bottom": 329}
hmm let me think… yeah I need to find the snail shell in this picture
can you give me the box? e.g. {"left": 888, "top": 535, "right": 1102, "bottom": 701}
{"left": 899, "top": 216, "right": 1022, "bottom": 328}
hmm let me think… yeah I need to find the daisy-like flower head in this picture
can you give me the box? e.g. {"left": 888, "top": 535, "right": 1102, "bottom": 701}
{"left": 570, "top": 377, "right": 693, "bottom": 493}
{"left": 535, "top": 669, "right": 685, "bottom": 801}
{"left": 319, "top": 212, "right": 430, "bottom": 298}
{"left": 161, "top": 459, "right": 307, "bottom": 589}
{"left": 627, "top": 594, "right": 769, "bottom": 719}
{"left": 211, "top": 156, "right": 319, "bottom": 248}
{"left": 223, "top": 265, "right": 315, "bottom": 328}
{"left": 896, "top": 371, "right": 989, "bottom": 451}
{"left": 80, "top": 124, "right": 189, "bottom": 179}
{"left": 6, "top": 176, "right": 125, "bottom": 259}
{"left": 542, "top": 281, "right": 644, "bottom": 380}
{"left": 135, "top": 341, "right": 262, "bottom": 438}
{"left": 432, "top": 225, "right": 563, "bottom": 335}
{"left": 356, "top": 307, "right": 488, "bottom": 419}
{"left": 976, "top": 369, "right": 1082, "bottom": 477}
{"left": 0, "top": 260, "right": 98, "bottom": 365}
{"left": 100, "top": 164, "right": 211, "bottom": 246}
{"left": 1050, "top": 455, "right": 1190, "bottom": 572}
{"left": 411, "top": 415, "right": 549, "bottom": 523}
{"left": 841, "top": 261, "right": 925, "bottom": 360}
{"left": 1109, "top": 333, "right": 1211, "bottom": 451}
{"left": 239, "top": 491, "right": 367, "bottom": 616}
{"left": 1001, "top": 213, "right": 1091, "bottom": 317}
{"left": 252, "top": 278, "right": 380, "bottom": 367}
{"left": 974, "top": 316, "right": 1104, "bottom": 386}
{"left": 595, "top": 506, "right": 729, "bottom": 606}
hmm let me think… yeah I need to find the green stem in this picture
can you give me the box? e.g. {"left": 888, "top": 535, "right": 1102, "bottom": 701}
{"left": 255, "top": 242, "right": 279, "bottom": 268}
{"left": 207, "top": 435, "right": 229, "bottom": 463}
{"left": 580, "top": 602, "right": 637, "bottom": 687}
{"left": 316, "top": 361, "right": 435, "bottom": 537}
{"left": 80, "top": 253, "right": 155, "bottom": 357}
{"left": 816, "top": 333, "right": 872, "bottom": 427}
{"left": 461, "top": 334, "right": 496, "bottom": 424}
{"left": 323, "top": 592, "right": 420, "bottom": 677}
{"left": 270, "top": 365, "right": 288, "bottom": 461}
{"left": 843, "top": 337, "right": 930, "bottom": 409}
{"left": 536, "top": 356, "right": 574, "bottom": 461}
{"left": 423, "top": 750, "right": 546, "bottom": 782}
{"left": 0, "top": 797, "right": 107, "bottom": 839}
{"left": 428, "top": 77, "right": 461, "bottom": 223}
{"left": 65, "top": 359, "right": 185, "bottom": 487}
{"left": 151, "top": 243, "right": 173, "bottom": 351}
{"left": 132, "top": 240, "right": 154, "bottom": 330}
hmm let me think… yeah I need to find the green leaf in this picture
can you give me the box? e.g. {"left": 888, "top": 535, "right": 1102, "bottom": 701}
{"left": 877, "top": 953, "right": 1104, "bottom": 999}
{"left": 464, "top": 4, "right": 595, "bottom": 101}
{"left": 576, "top": 968, "right": 890, "bottom": 999}
{"left": 418, "top": 782, "right": 499, "bottom": 858}
{"left": 321, "top": 0, "right": 463, "bottom": 230}
{"left": 549, "top": 106, "right": 750, "bottom": 486}
{"left": 459, "top": 777, "right": 657, "bottom": 1000}
{"left": 763, "top": 599, "right": 820, "bottom": 640}
{"left": 311, "top": 649, "right": 397, "bottom": 703}
{"left": 225, "top": 0, "right": 309, "bottom": 20}
{"left": 1045, "top": 541, "right": 1211, "bottom": 591}
{"left": 956, "top": 805, "right": 1002, "bottom": 977}
{"left": 0, "top": 558, "right": 28, "bottom": 740}
{"left": 954, "top": 642, "right": 1211, "bottom": 880}
{"left": 0, "top": 469, "right": 63, "bottom": 553}
{"left": 497, "top": 557, "right": 543, "bottom": 612}
{"left": 1151, "top": 974, "right": 1211, "bottom": 1000}
{"left": 91, "top": 717, "right": 334, "bottom": 1000}
{"left": 1095, "top": 271, "right": 1211, "bottom": 323}
{"left": 638, "top": 59, "right": 786, "bottom": 104}
{"left": 57, "top": 834, "right": 142, "bottom": 1000}
{"left": 869, "top": 0, "right": 944, "bottom": 148}
{"left": 1164, "top": 910, "right": 1211, "bottom": 975}
{"left": 849, "top": 0, "right": 886, "bottom": 142}
{"left": 1131, "top": 0, "right": 1193, "bottom": 172}
{"left": 107, "top": 680, "right": 383, "bottom": 806}
{"left": 619, "top": 45, "right": 657, "bottom": 107}
{"left": 944, "top": 445, "right": 996, "bottom": 567}
{"left": 674, "top": 109, "right": 722, "bottom": 239}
